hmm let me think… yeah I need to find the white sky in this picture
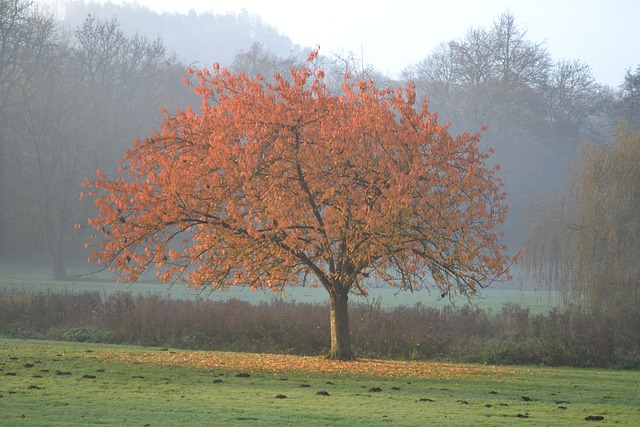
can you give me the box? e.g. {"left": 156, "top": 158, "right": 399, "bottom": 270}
{"left": 38, "top": 0, "right": 640, "bottom": 87}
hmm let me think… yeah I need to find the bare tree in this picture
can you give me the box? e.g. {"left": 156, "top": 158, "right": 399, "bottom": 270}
{"left": 72, "top": 15, "right": 181, "bottom": 161}
{"left": 404, "top": 12, "right": 617, "bottom": 251}
{"left": 6, "top": 14, "right": 185, "bottom": 276}
{"left": 230, "top": 41, "right": 303, "bottom": 81}
{"left": 10, "top": 29, "right": 101, "bottom": 278}
{"left": 0, "top": 0, "right": 56, "bottom": 260}
{"left": 543, "top": 60, "right": 607, "bottom": 147}
{"left": 404, "top": 42, "right": 460, "bottom": 123}
{"left": 405, "top": 12, "right": 550, "bottom": 136}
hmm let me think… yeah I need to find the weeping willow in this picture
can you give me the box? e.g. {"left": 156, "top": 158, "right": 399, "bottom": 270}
{"left": 528, "top": 127, "right": 640, "bottom": 312}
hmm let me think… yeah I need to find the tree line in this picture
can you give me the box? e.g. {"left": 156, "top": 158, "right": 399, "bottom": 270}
{"left": 0, "top": 0, "right": 194, "bottom": 277}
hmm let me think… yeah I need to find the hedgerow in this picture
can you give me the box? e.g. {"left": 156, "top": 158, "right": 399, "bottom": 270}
{"left": 0, "top": 289, "right": 637, "bottom": 368}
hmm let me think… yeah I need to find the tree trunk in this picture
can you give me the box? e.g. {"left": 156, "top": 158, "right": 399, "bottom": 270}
{"left": 328, "top": 288, "right": 354, "bottom": 360}
{"left": 0, "top": 129, "right": 6, "bottom": 262}
{"left": 44, "top": 215, "right": 66, "bottom": 280}
{"left": 51, "top": 250, "right": 66, "bottom": 280}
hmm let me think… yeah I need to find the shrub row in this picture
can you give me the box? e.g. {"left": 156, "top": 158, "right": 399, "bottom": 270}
{"left": 0, "top": 289, "right": 638, "bottom": 368}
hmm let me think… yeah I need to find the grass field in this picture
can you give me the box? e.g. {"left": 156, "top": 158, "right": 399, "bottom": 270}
{"left": 1, "top": 339, "right": 638, "bottom": 426}
{"left": 0, "top": 264, "right": 559, "bottom": 314}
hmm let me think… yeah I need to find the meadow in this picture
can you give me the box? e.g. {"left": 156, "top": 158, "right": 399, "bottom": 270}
{"left": 1, "top": 265, "right": 638, "bottom": 424}
{"left": 1, "top": 339, "right": 638, "bottom": 426}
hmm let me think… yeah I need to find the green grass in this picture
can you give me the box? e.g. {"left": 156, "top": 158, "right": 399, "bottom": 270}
{"left": 0, "top": 263, "right": 559, "bottom": 314}
{"left": 1, "top": 339, "right": 638, "bottom": 426}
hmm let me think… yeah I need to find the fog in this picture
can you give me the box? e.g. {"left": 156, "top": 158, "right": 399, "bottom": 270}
{"left": 0, "top": 0, "right": 638, "bottom": 289}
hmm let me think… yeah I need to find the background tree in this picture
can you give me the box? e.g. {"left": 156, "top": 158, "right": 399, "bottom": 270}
{"left": 543, "top": 60, "right": 607, "bottom": 150}
{"left": 72, "top": 15, "right": 184, "bottom": 165}
{"left": 403, "top": 13, "right": 552, "bottom": 247}
{"left": 10, "top": 30, "right": 85, "bottom": 279}
{"left": 1, "top": 13, "right": 186, "bottom": 276}
{"left": 406, "top": 12, "right": 550, "bottom": 138}
{"left": 230, "top": 41, "right": 303, "bottom": 84}
{"left": 324, "top": 49, "right": 396, "bottom": 94}
{"left": 403, "top": 12, "right": 611, "bottom": 250}
{"left": 0, "top": 0, "right": 55, "bottom": 261}
{"left": 616, "top": 65, "right": 640, "bottom": 131}
{"left": 62, "top": 1, "right": 301, "bottom": 70}
{"left": 527, "top": 127, "right": 640, "bottom": 312}
{"left": 85, "top": 53, "right": 516, "bottom": 360}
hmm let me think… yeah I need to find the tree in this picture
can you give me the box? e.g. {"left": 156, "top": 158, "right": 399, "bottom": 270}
{"left": 404, "top": 12, "right": 612, "bottom": 249}
{"left": 543, "top": 60, "right": 605, "bottom": 148}
{"left": 0, "top": 0, "right": 56, "bottom": 260}
{"left": 2, "top": 13, "right": 185, "bottom": 276}
{"left": 406, "top": 12, "right": 550, "bottom": 137}
{"left": 230, "top": 41, "right": 303, "bottom": 84}
{"left": 11, "top": 36, "right": 87, "bottom": 279}
{"left": 72, "top": 14, "right": 181, "bottom": 156}
{"left": 616, "top": 65, "right": 640, "bottom": 131}
{"left": 527, "top": 127, "right": 640, "bottom": 312}
{"left": 84, "top": 51, "right": 516, "bottom": 360}
{"left": 326, "top": 49, "right": 396, "bottom": 94}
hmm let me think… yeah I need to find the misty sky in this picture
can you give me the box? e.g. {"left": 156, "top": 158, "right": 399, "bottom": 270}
{"left": 39, "top": 0, "right": 639, "bottom": 88}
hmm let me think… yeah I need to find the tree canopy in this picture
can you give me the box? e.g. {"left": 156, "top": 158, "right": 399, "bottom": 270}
{"left": 85, "top": 50, "right": 516, "bottom": 359}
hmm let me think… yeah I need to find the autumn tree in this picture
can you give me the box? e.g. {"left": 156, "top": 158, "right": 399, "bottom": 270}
{"left": 527, "top": 127, "right": 640, "bottom": 312}
{"left": 85, "top": 51, "right": 516, "bottom": 360}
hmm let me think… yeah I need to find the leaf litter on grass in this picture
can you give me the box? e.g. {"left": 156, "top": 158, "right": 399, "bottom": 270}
{"left": 96, "top": 348, "right": 526, "bottom": 380}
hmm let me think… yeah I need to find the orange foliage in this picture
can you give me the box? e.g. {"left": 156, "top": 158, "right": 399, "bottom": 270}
{"left": 84, "top": 49, "right": 513, "bottom": 298}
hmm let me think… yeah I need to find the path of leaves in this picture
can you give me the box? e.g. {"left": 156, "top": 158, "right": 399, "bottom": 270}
{"left": 94, "top": 349, "right": 525, "bottom": 380}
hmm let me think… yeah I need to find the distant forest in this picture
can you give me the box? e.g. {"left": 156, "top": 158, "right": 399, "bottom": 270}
{"left": 61, "top": 1, "right": 306, "bottom": 68}
{"left": 1, "top": 0, "right": 638, "bottom": 289}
